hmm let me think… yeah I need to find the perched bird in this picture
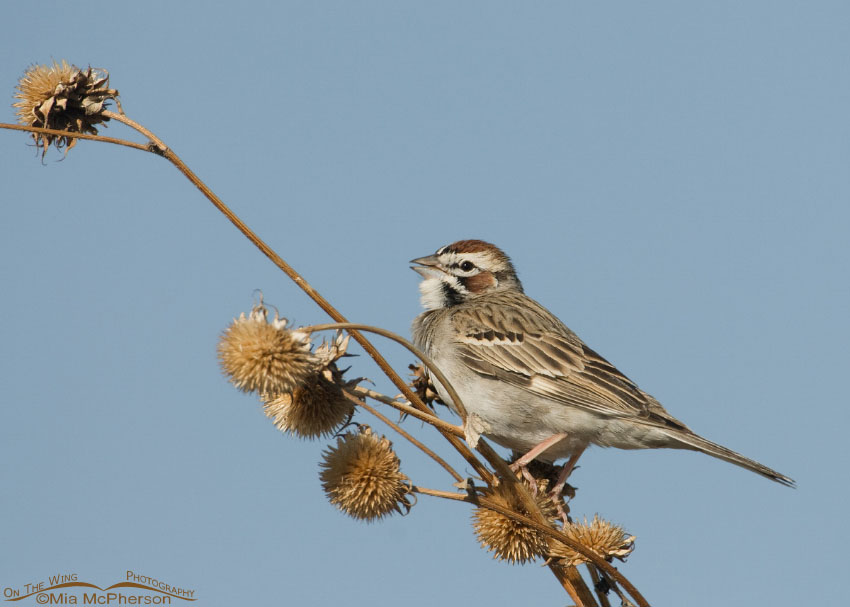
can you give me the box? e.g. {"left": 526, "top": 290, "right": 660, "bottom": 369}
{"left": 410, "top": 239, "right": 794, "bottom": 493}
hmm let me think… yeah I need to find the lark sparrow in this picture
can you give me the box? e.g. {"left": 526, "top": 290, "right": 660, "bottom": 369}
{"left": 411, "top": 239, "right": 794, "bottom": 490}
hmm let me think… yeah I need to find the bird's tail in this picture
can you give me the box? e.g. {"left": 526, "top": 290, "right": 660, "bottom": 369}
{"left": 666, "top": 430, "right": 795, "bottom": 488}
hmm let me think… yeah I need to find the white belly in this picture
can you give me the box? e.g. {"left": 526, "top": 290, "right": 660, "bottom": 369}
{"left": 428, "top": 353, "right": 675, "bottom": 461}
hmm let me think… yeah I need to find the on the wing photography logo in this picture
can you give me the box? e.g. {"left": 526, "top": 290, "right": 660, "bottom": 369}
{"left": 3, "top": 571, "right": 196, "bottom": 604}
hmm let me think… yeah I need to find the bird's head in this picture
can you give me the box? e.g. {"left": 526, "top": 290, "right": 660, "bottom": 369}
{"left": 411, "top": 239, "right": 522, "bottom": 310}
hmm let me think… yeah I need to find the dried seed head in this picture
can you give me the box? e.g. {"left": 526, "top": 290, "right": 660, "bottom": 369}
{"left": 13, "top": 61, "right": 119, "bottom": 157}
{"left": 408, "top": 363, "right": 444, "bottom": 408}
{"left": 472, "top": 481, "right": 559, "bottom": 565}
{"left": 549, "top": 515, "right": 636, "bottom": 566}
{"left": 218, "top": 305, "right": 318, "bottom": 395}
{"left": 320, "top": 427, "right": 412, "bottom": 521}
{"left": 262, "top": 372, "right": 354, "bottom": 439}
{"left": 261, "top": 328, "right": 357, "bottom": 438}
{"left": 313, "top": 330, "right": 351, "bottom": 368}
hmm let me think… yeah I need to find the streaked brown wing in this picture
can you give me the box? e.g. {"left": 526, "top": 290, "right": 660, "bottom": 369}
{"left": 452, "top": 295, "right": 688, "bottom": 428}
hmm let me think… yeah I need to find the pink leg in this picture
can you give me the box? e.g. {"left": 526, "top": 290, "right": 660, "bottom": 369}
{"left": 519, "top": 466, "right": 540, "bottom": 495}
{"left": 551, "top": 447, "right": 585, "bottom": 498}
{"left": 509, "top": 432, "right": 569, "bottom": 470}
{"left": 550, "top": 447, "right": 585, "bottom": 525}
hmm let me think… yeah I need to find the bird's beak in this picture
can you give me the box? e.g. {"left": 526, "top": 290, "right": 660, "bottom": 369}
{"left": 410, "top": 254, "right": 442, "bottom": 278}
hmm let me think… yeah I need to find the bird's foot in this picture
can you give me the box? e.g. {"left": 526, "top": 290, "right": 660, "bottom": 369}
{"left": 508, "top": 461, "right": 540, "bottom": 495}
{"left": 551, "top": 497, "right": 571, "bottom": 527}
{"left": 549, "top": 447, "right": 585, "bottom": 498}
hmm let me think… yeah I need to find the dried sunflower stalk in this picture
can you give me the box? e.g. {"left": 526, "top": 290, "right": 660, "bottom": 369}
{"left": 320, "top": 426, "right": 412, "bottom": 521}
{"left": 13, "top": 60, "right": 119, "bottom": 156}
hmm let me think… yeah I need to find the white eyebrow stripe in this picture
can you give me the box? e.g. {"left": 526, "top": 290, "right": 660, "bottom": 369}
{"left": 443, "top": 251, "right": 494, "bottom": 269}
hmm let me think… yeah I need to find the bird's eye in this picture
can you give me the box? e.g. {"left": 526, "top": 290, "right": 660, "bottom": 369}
{"left": 460, "top": 261, "right": 475, "bottom": 272}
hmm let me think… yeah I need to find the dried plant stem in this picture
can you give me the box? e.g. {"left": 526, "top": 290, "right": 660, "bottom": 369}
{"left": 303, "top": 323, "right": 468, "bottom": 418}
{"left": 348, "top": 385, "right": 464, "bottom": 438}
{"left": 564, "top": 566, "right": 599, "bottom": 607}
{"left": 587, "top": 564, "right": 613, "bottom": 607}
{"left": 0, "top": 123, "right": 150, "bottom": 152}
{"left": 345, "top": 391, "right": 464, "bottom": 483}
{"left": 409, "top": 486, "right": 468, "bottom": 501}
{"left": 595, "top": 566, "right": 636, "bottom": 607}
{"left": 103, "top": 110, "right": 167, "bottom": 151}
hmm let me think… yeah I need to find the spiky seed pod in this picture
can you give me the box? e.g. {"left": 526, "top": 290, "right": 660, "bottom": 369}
{"left": 218, "top": 306, "right": 318, "bottom": 395}
{"left": 13, "top": 60, "right": 120, "bottom": 156}
{"left": 320, "top": 427, "right": 412, "bottom": 521}
{"left": 262, "top": 370, "right": 354, "bottom": 439}
{"left": 549, "top": 515, "right": 636, "bottom": 566}
{"left": 408, "top": 363, "right": 444, "bottom": 409}
{"left": 472, "top": 481, "right": 559, "bottom": 565}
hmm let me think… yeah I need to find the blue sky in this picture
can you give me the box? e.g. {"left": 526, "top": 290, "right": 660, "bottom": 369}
{"left": 1, "top": 2, "right": 847, "bottom": 605}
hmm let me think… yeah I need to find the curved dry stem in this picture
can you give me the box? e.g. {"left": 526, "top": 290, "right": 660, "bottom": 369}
{"left": 0, "top": 122, "right": 150, "bottom": 152}
{"left": 410, "top": 486, "right": 468, "bottom": 501}
{"left": 344, "top": 391, "right": 464, "bottom": 482}
{"left": 102, "top": 110, "right": 167, "bottom": 152}
{"left": 349, "top": 385, "right": 464, "bottom": 438}
{"left": 587, "top": 564, "right": 613, "bottom": 607}
{"left": 301, "top": 322, "right": 468, "bottom": 419}
{"left": 564, "top": 566, "right": 599, "bottom": 607}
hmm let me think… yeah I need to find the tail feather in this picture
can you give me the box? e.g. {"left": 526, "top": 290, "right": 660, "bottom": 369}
{"left": 667, "top": 430, "right": 795, "bottom": 488}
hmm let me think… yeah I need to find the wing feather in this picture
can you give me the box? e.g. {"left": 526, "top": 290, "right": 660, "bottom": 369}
{"left": 451, "top": 292, "right": 687, "bottom": 428}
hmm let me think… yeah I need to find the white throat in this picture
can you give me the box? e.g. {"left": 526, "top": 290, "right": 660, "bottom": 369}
{"left": 418, "top": 276, "right": 450, "bottom": 310}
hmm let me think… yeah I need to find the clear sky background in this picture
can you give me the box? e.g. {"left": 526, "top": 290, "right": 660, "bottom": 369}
{"left": 1, "top": 2, "right": 847, "bottom": 606}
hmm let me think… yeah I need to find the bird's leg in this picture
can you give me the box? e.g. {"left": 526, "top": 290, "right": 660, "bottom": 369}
{"left": 508, "top": 433, "right": 569, "bottom": 495}
{"left": 552, "top": 448, "right": 584, "bottom": 496}
{"left": 518, "top": 466, "right": 540, "bottom": 494}
{"left": 550, "top": 447, "right": 585, "bottom": 524}
{"left": 509, "top": 432, "right": 569, "bottom": 470}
